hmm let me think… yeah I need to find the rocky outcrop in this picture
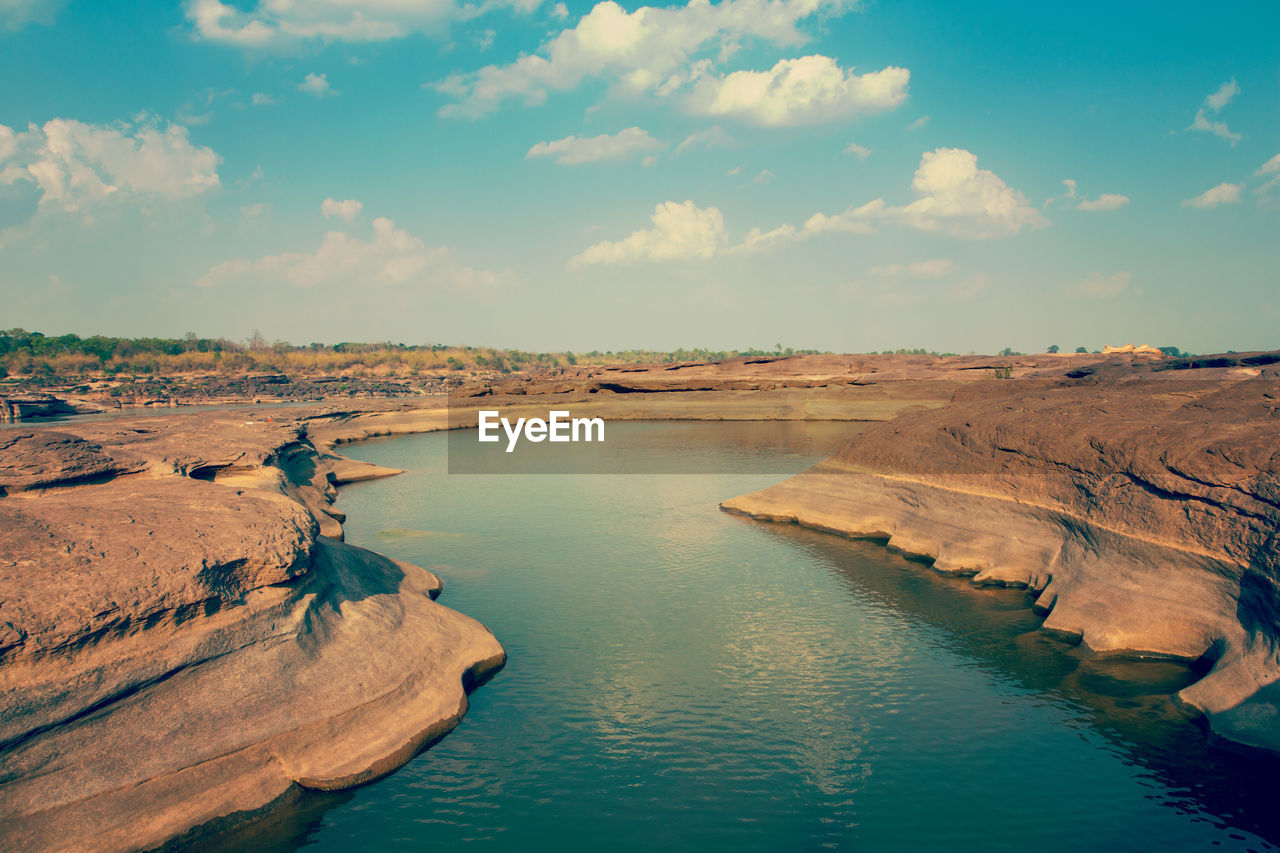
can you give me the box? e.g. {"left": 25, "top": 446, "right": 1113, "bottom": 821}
{"left": 0, "top": 409, "right": 504, "bottom": 851}
{"left": 723, "top": 361, "right": 1280, "bottom": 752}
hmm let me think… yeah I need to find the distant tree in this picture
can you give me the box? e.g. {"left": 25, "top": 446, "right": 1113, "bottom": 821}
{"left": 1047, "top": 344, "right": 1060, "bottom": 354}
{"left": 1075, "top": 346, "right": 1087, "bottom": 353}
{"left": 1158, "top": 346, "right": 1183, "bottom": 357}
{"left": 999, "top": 347, "right": 1015, "bottom": 357}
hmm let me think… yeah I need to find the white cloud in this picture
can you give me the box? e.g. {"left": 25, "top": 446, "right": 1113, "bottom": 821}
{"left": 867, "top": 258, "right": 956, "bottom": 278}
{"left": 801, "top": 147, "right": 1044, "bottom": 239}
{"left": 724, "top": 223, "right": 795, "bottom": 255}
{"left": 569, "top": 200, "right": 726, "bottom": 267}
{"left": 1067, "top": 271, "right": 1130, "bottom": 298}
{"left": 551, "top": 2, "right": 568, "bottom": 18}
{"left": 298, "top": 73, "right": 335, "bottom": 97}
{"left": 0, "top": 118, "right": 220, "bottom": 212}
{"left": 1187, "top": 79, "right": 1240, "bottom": 144}
{"left": 844, "top": 142, "right": 871, "bottom": 159}
{"left": 889, "top": 148, "right": 1047, "bottom": 237}
{"left": 526, "top": 127, "right": 664, "bottom": 164}
{"left": 1204, "top": 79, "right": 1239, "bottom": 112}
{"left": 572, "top": 148, "right": 1043, "bottom": 268}
{"left": 1182, "top": 182, "right": 1242, "bottom": 209}
{"left": 1, "top": 0, "right": 63, "bottom": 30}
{"left": 0, "top": 124, "right": 15, "bottom": 161}
{"left": 905, "top": 115, "right": 929, "bottom": 131}
{"left": 675, "top": 125, "right": 733, "bottom": 154}
{"left": 198, "top": 216, "right": 501, "bottom": 289}
{"left": 1043, "top": 178, "right": 1076, "bottom": 208}
{"left": 321, "top": 197, "right": 363, "bottom": 221}
{"left": 185, "top": 0, "right": 529, "bottom": 47}
{"left": 251, "top": 92, "right": 279, "bottom": 106}
{"left": 434, "top": 0, "right": 862, "bottom": 118}
{"left": 783, "top": 148, "right": 1047, "bottom": 243}
{"left": 800, "top": 200, "right": 882, "bottom": 236}
{"left": 1046, "top": 179, "right": 1127, "bottom": 211}
{"left": 752, "top": 168, "right": 774, "bottom": 184}
{"left": 1077, "top": 193, "right": 1130, "bottom": 212}
{"left": 687, "top": 55, "right": 909, "bottom": 126}
{"left": 1255, "top": 153, "right": 1280, "bottom": 197}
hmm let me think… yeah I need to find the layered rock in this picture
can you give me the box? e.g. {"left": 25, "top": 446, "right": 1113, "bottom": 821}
{"left": 723, "top": 362, "right": 1280, "bottom": 752}
{"left": 0, "top": 410, "right": 504, "bottom": 851}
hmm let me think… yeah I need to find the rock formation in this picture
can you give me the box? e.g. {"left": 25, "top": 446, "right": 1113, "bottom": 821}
{"left": 0, "top": 411, "right": 504, "bottom": 851}
{"left": 723, "top": 358, "right": 1280, "bottom": 752}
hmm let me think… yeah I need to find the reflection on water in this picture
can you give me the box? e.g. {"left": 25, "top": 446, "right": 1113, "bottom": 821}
{"left": 193, "top": 423, "right": 1278, "bottom": 852}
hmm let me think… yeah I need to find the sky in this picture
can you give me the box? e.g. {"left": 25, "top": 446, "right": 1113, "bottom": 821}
{"left": 0, "top": 0, "right": 1277, "bottom": 354}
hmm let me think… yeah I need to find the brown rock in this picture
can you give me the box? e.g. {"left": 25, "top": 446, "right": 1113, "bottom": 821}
{"left": 723, "top": 360, "right": 1280, "bottom": 752}
{"left": 0, "top": 409, "right": 504, "bottom": 851}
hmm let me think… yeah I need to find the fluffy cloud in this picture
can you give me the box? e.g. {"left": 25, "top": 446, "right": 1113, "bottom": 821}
{"left": 790, "top": 148, "right": 1046, "bottom": 242}
{"left": 1077, "top": 193, "right": 1129, "bottom": 212}
{"left": 198, "top": 216, "right": 501, "bottom": 289}
{"left": 1067, "top": 271, "right": 1130, "bottom": 298}
{"left": 526, "top": 127, "right": 664, "bottom": 164}
{"left": 687, "top": 55, "right": 909, "bottom": 126}
{"left": 785, "top": 147, "right": 1045, "bottom": 240}
{"left": 572, "top": 149, "right": 1042, "bottom": 268}
{"left": 844, "top": 142, "right": 871, "bottom": 159}
{"left": 1182, "top": 182, "right": 1241, "bottom": 209}
{"left": 867, "top": 258, "right": 956, "bottom": 278}
{"left": 1187, "top": 79, "right": 1240, "bottom": 144}
{"left": 298, "top": 73, "right": 334, "bottom": 97}
{"left": 251, "top": 92, "right": 279, "bottom": 106}
{"left": 569, "top": 200, "right": 726, "bottom": 267}
{"left": 321, "top": 197, "right": 363, "bottom": 221}
{"left": 434, "top": 0, "right": 865, "bottom": 118}
{"left": 886, "top": 148, "right": 1047, "bottom": 237}
{"left": 186, "top": 0, "right": 531, "bottom": 47}
{"left": 0, "top": 118, "right": 220, "bottom": 212}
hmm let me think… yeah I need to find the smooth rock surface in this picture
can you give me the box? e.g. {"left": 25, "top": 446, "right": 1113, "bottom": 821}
{"left": 723, "top": 362, "right": 1280, "bottom": 752}
{"left": 0, "top": 409, "right": 504, "bottom": 851}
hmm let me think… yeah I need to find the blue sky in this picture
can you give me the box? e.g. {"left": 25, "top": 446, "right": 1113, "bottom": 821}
{"left": 0, "top": 0, "right": 1276, "bottom": 354}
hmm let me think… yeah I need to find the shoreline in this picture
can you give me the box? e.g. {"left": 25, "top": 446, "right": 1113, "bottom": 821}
{"left": 3, "top": 350, "right": 1279, "bottom": 848}
{"left": 0, "top": 404, "right": 504, "bottom": 852}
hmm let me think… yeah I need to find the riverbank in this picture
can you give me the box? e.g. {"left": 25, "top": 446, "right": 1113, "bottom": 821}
{"left": 4, "top": 348, "right": 1279, "bottom": 848}
{"left": 0, "top": 407, "right": 504, "bottom": 851}
{"left": 722, "top": 353, "right": 1280, "bottom": 753}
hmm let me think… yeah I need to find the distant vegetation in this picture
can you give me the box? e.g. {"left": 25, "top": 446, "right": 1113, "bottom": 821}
{"left": 0, "top": 329, "right": 827, "bottom": 382}
{"left": 0, "top": 329, "right": 1199, "bottom": 384}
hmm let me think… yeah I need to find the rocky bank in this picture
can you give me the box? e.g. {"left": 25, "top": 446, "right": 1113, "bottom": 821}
{"left": 0, "top": 409, "right": 504, "bottom": 851}
{"left": 723, "top": 354, "right": 1280, "bottom": 752}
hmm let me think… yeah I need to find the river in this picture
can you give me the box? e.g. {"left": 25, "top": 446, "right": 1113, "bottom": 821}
{"left": 201, "top": 422, "right": 1279, "bottom": 851}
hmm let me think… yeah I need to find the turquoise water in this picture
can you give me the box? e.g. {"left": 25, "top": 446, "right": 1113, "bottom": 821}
{"left": 205, "top": 423, "right": 1278, "bottom": 851}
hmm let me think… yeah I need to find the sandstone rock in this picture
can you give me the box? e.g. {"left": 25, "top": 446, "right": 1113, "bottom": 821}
{"left": 723, "top": 362, "right": 1280, "bottom": 752}
{"left": 0, "top": 409, "right": 504, "bottom": 851}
